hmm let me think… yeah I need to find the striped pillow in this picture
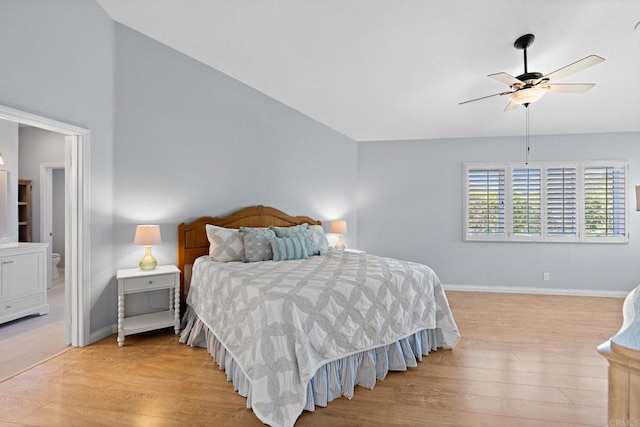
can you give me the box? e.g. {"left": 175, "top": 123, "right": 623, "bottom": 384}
{"left": 270, "top": 235, "right": 309, "bottom": 261}
{"left": 270, "top": 224, "right": 327, "bottom": 256}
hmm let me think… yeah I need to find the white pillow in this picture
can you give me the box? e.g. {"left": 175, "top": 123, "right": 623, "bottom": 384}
{"left": 308, "top": 225, "right": 330, "bottom": 255}
{"left": 205, "top": 224, "right": 245, "bottom": 262}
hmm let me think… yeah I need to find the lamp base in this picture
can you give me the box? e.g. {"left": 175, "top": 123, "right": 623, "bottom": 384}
{"left": 334, "top": 235, "right": 345, "bottom": 250}
{"left": 139, "top": 246, "right": 157, "bottom": 270}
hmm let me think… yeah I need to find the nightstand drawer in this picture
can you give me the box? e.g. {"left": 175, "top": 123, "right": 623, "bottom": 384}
{"left": 124, "top": 274, "right": 175, "bottom": 293}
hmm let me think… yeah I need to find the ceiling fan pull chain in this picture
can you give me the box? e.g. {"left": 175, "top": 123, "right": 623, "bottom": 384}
{"left": 525, "top": 105, "right": 530, "bottom": 165}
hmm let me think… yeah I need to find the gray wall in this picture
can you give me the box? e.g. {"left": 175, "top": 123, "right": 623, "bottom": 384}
{"left": 18, "top": 126, "right": 65, "bottom": 243}
{"left": 113, "top": 24, "right": 358, "bottom": 271}
{"left": 0, "top": 119, "right": 19, "bottom": 239}
{"left": 0, "top": 0, "right": 115, "bottom": 333}
{"left": 1, "top": 1, "right": 358, "bottom": 338}
{"left": 358, "top": 132, "right": 640, "bottom": 293}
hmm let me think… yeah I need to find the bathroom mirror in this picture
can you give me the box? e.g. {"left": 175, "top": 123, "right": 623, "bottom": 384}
{"left": 0, "top": 170, "right": 6, "bottom": 234}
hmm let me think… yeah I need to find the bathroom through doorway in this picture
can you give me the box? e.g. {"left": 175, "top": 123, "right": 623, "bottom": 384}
{"left": 40, "top": 162, "right": 66, "bottom": 289}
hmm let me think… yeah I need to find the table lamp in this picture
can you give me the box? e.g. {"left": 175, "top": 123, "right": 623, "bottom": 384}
{"left": 134, "top": 225, "right": 161, "bottom": 270}
{"left": 331, "top": 220, "right": 347, "bottom": 250}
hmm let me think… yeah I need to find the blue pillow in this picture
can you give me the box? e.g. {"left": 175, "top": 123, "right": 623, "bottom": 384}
{"left": 270, "top": 224, "right": 323, "bottom": 256}
{"left": 271, "top": 224, "right": 308, "bottom": 238}
{"left": 239, "top": 227, "right": 276, "bottom": 262}
{"left": 270, "top": 235, "right": 309, "bottom": 261}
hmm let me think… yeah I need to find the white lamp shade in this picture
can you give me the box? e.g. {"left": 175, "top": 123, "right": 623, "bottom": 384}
{"left": 331, "top": 220, "right": 347, "bottom": 234}
{"left": 134, "top": 225, "right": 161, "bottom": 245}
{"left": 508, "top": 87, "right": 548, "bottom": 105}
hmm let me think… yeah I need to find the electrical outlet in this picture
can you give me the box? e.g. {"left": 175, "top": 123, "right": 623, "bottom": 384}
{"left": 543, "top": 272, "right": 550, "bottom": 282}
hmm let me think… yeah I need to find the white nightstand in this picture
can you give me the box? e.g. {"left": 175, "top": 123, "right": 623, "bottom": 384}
{"left": 116, "top": 265, "right": 180, "bottom": 347}
{"left": 344, "top": 248, "right": 366, "bottom": 254}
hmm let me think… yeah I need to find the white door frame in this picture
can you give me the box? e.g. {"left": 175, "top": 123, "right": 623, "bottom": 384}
{"left": 0, "top": 104, "right": 90, "bottom": 347}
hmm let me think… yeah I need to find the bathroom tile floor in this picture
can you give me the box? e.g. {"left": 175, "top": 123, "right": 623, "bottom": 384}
{"left": 0, "top": 272, "right": 70, "bottom": 382}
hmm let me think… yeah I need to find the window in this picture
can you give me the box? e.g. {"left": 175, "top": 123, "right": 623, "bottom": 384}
{"left": 511, "top": 167, "right": 541, "bottom": 238}
{"left": 546, "top": 166, "right": 577, "bottom": 239}
{"left": 466, "top": 169, "right": 505, "bottom": 239}
{"left": 583, "top": 164, "right": 627, "bottom": 240}
{"left": 463, "top": 161, "right": 628, "bottom": 243}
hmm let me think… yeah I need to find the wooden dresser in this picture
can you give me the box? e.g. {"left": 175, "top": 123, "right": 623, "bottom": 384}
{"left": 598, "top": 285, "right": 640, "bottom": 425}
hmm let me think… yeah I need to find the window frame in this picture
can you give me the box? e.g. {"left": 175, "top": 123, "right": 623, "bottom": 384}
{"left": 544, "top": 163, "right": 579, "bottom": 243}
{"left": 508, "top": 165, "right": 542, "bottom": 242}
{"left": 463, "top": 160, "right": 629, "bottom": 243}
{"left": 581, "top": 160, "right": 628, "bottom": 244}
{"left": 463, "top": 166, "right": 506, "bottom": 241}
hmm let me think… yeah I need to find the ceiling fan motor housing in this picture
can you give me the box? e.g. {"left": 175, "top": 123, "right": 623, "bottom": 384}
{"left": 514, "top": 72, "right": 548, "bottom": 90}
{"left": 515, "top": 72, "right": 543, "bottom": 82}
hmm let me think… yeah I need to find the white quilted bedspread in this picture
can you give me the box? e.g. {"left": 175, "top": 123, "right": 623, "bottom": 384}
{"left": 187, "top": 250, "right": 460, "bottom": 427}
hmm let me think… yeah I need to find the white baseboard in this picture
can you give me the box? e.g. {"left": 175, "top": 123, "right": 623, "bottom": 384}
{"left": 442, "top": 284, "right": 629, "bottom": 298}
{"left": 90, "top": 324, "right": 117, "bottom": 345}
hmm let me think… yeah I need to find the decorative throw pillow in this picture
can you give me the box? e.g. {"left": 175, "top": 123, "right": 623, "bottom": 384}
{"left": 271, "top": 224, "right": 328, "bottom": 256}
{"left": 205, "top": 224, "right": 245, "bottom": 262}
{"left": 239, "top": 227, "right": 276, "bottom": 262}
{"left": 270, "top": 235, "right": 309, "bottom": 261}
{"left": 308, "top": 224, "right": 330, "bottom": 255}
{"left": 271, "top": 224, "right": 309, "bottom": 250}
{"left": 271, "top": 224, "right": 309, "bottom": 238}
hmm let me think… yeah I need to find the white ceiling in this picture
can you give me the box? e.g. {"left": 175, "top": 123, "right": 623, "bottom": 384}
{"left": 97, "top": 0, "right": 640, "bottom": 142}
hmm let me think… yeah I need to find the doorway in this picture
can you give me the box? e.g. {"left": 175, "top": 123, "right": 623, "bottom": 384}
{"left": 40, "top": 162, "right": 66, "bottom": 289}
{"left": 0, "top": 104, "right": 90, "bottom": 347}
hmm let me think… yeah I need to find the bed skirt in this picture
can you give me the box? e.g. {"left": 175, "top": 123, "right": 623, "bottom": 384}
{"left": 179, "top": 306, "right": 444, "bottom": 412}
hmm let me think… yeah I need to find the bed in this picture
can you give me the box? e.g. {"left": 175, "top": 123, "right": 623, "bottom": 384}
{"left": 177, "top": 205, "right": 460, "bottom": 427}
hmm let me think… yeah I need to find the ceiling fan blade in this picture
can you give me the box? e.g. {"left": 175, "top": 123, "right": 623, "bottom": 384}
{"left": 459, "top": 91, "right": 512, "bottom": 105}
{"left": 544, "top": 55, "right": 605, "bottom": 81}
{"left": 545, "top": 83, "right": 595, "bottom": 93}
{"left": 488, "top": 72, "right": 524, "bottom": 87}
{"left": 504, "top": 101, "right": 520, "bottom": 111}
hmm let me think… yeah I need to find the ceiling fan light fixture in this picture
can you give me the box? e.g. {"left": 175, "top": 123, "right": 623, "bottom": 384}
{"left": 508, "top": 87, "right": 548, "bottom": 106}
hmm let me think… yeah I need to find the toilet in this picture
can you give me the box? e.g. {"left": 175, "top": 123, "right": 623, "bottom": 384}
{"left": 52, "top": 253, "right": 61, "bottom": 280}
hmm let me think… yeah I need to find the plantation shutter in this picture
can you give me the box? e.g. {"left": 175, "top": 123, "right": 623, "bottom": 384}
{"left": 464, "top": 161, "right": 628, "bottom": 243}
{"left": 583, "top": 165, "right": 626, "bottom": 239}
{"left": 511, "top": 167, "right": 541, "bottom": 237}
{"left": 466, "top": 168, "right": 505, "bottom": 238}
{"left": 546, "top": 166, "right": 577, "bottom": 238}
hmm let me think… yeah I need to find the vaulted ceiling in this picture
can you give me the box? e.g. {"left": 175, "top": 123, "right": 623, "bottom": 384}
{"left": 97, "top": 0, "right": 640, "bottom": 141}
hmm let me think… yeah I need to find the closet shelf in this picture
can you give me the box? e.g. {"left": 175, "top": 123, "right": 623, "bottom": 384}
{"left": 18, "top": 180, "right": 32, "bottom": 242}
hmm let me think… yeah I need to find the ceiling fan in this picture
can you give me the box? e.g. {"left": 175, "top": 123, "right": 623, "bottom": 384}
{"left": 460, "top": 34, "right": 604, "bottom": 111}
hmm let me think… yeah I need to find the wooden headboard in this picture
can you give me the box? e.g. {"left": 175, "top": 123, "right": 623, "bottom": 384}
{"left": 177, "top": 205, "right": 322, "bottom": 309}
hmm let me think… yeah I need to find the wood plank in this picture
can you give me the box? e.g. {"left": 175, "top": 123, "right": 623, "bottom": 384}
{"left": 460, "top": 356, "right": 608, "bottom": 379}
{"left": 559, "top": 388, "right": 607, "bottom": 408}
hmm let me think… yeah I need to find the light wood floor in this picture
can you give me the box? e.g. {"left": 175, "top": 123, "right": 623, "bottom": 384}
{"left": 0, "top": 281, "right": 68, "bottom": 382}
{"left": 0, "top": 291, "right": 623, "bottom": 426}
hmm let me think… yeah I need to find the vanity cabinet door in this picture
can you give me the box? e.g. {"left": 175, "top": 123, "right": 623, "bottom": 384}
{"left": 1, "top": 252, "right": 43, "bottom": 300}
